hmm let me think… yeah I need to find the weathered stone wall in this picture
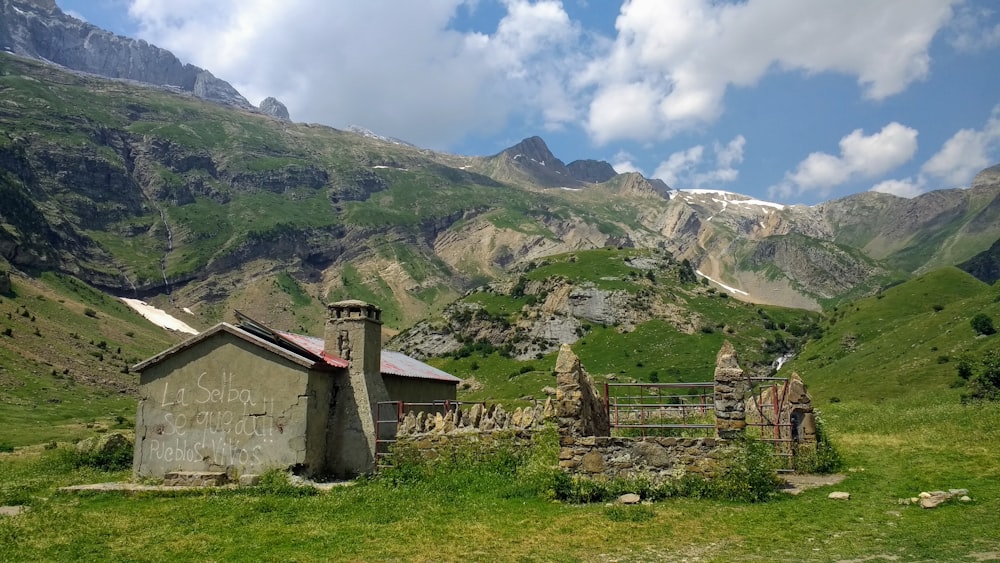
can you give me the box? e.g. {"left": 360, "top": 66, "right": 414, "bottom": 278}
{"left": 133, "top": 331, "right": 331, "bottom": 479}
{"left": 397, "top": 401, "right": 552, "bottom": 435}
{"left": 558, "top": 436, "right": 724, "bottom": 481}
{"left": 390, "top": 341, "right": 809, "bottom": 485}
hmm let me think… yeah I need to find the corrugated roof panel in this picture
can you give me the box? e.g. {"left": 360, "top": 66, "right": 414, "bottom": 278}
{"left": 273, "top": 331, "right": 458, "bottom": 383}
{"left": 380, "top": 350, "right": 462, "bottom": 383}
{"left": 275, "top": 331, "right": 349, "bottom": 368}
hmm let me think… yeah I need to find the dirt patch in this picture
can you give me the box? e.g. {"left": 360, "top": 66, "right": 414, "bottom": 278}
{"left": 780, "top": 473, "right": 847, "bottom": 495}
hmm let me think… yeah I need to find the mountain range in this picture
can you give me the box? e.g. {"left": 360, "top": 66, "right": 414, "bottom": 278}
{"left": 0, "top": 1, "right": 998, "bottom": 339}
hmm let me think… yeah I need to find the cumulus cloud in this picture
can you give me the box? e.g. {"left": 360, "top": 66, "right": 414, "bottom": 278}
{"left": 921, "top": 107, "right": 1000, "bottom": 186}
{"left": 654, "top": 145, "right": 704, "bottom": 187}
{"left": 652, "top": 135, "right": 746, "bottom": 188}
{"left": 611, "top": 150, "right": 643, "bottom": 175}
{"left": 870, "top": 178, "right": 925, "bottom": 198}
{"left": 582, "top": 0, "right": 956, "bottom": 144}
{"left": 770, "top": 122, "right": 918, "bottom": 200}
{"left": 869, "top": 106, "right": 1000, "bottom": 197}
{"left": 126, "top": 0, "right": 585, "bottom": 149}
{"left": 122, "top": 0, "right": 959, "bottom": 151}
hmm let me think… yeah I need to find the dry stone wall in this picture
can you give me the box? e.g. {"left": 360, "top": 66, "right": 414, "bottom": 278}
{"left": 393, "top": 341, "right": 808, "bottom": 484}
{"left": 397, "top": 401, "right": 552, "bottom": 435}
{"left": 558, "top": 435, "right": 723, "bottom": 481}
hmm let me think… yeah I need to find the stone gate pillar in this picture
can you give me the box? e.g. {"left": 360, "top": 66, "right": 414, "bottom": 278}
{"left": 714, "top": 341, "right": 747, "bottom": 439}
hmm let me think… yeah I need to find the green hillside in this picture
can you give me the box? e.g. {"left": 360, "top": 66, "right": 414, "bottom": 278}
{"left": 405, "top": 248, "right": 822, "bottom": 402}
{"left": 0, "top": 266, "right": 181, "bottom": 447}
{"left": 785, "top": 267, "right": 999, "bottom": 402}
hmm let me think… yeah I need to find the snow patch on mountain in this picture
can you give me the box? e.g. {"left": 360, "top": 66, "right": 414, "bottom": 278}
{"left": 122, "top": 298, "right": 199, "bottom": 334}
{"left": 680, "top": 189, "right": 785, "bottom": 210}
{"left": 695, "top": 270, "right": 749, "bottom": 296}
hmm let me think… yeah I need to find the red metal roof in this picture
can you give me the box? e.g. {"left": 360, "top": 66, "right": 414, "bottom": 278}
{"left": 275, "top": 331, "right": 458, "bottom": 383}
{"left": 275, "top": 330, "right": 349, "bottom": 368}
{"left": 380, "top": 350, "right": 462, "bottom": 383}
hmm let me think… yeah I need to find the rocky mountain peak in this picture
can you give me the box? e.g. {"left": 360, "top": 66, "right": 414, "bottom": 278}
{"left": 501, "top": 136, "right": 566, "bottom": 170}
{"left": 259, "top": 97, "right": 290, "bottom": 121}
{"left": 0, "top": 0, "right": 252, "bottom": 109}
{"left": 972, "top": 163, "right": 1000, "bottom": 190}
{"left": 15, "top": 0, "right": 56, "bottom": 11}
{"left": 566, "top": 159, "right": 617, "bottom": 184}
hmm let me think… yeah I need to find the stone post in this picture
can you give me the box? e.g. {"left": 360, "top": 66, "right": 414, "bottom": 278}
{"left": 554, "top": 344, "right": 610, "bottom": 438}
{"left": 713, "top": 341, "right": 746, "bottom": 439}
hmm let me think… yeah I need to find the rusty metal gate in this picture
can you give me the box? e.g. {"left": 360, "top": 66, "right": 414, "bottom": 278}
{"left": 743, "top": 376, "right": 796, "bottom": 472}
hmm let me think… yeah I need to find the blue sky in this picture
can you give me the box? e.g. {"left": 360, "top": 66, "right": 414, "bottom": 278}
{"left": 57, "top": 0, "right": 1000, "bottom": 204}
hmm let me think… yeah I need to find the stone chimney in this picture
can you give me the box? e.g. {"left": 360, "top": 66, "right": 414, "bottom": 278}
{"left": 324, "top": 300, "right": 390, "bottom": 476}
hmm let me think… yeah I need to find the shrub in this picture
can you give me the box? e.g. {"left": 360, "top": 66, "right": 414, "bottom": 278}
{"left": 971, "top": 313, "right": 996, "bottom": 336}
{"left": 66, "top": 433, "right": 133, "bottom": 471}
{"left": 794, "top": 412, "right": 843, "bottom": 474}
{"left": 962, "top": 349, "right": 1000, "bottom": 402}
{"left": 708, "top": 438, "right": 782, "bottom": 503}
{"left": 255, "top": 470, "right": 318, "bottom": 497}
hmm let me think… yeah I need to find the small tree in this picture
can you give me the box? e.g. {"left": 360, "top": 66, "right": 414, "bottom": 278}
{"left": 970, "top": 313, "right": 996, "bottom": 336}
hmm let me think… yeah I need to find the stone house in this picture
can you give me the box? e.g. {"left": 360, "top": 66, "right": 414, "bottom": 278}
{"left": 131, "top": 300, "right": 459, "bottom": 480}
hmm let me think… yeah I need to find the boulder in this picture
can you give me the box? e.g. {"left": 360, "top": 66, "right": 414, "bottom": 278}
{"left": 618, "top": 493, "right": 641, "bottom": 505}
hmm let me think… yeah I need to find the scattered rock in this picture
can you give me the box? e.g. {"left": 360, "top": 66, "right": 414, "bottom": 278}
{"left": 960, "top": 495, "right": 972, "bottom": 502}
{"left": 75, "top": 431, "right": 133, "bottom": 458}
{"left": 0, "top": 505, "right": 27, "bottom": 517}
{"left": 618, "top": 493, "right": 641, "bottom": 505}
{"left": 920, "top": 495, "right": 949, "bottom": 509}
{"left": 828, "top": 491, "right": 851, "bottom": 500}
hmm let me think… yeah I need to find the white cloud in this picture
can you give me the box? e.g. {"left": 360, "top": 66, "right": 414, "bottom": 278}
{"left": 947, "top": 3, "right": 1000, "bottom": 52}
{"left": 921, "top": 107, "right": 1000, "bottom": 186}
{"left": 771, "top": 122, "right": 918, "bottom": 199}
{"left": 123, "top": 0, "right": 959, "bottom": 151}
{"left": 581, "top": 0, "right": 957, "bottom": 144}
{"left": 715, "top": 135, "right": 746, "bottom": 169}
{"left": 868, "top": 106, "right": 1000, "bottom": 197}
{"left": 653, "top": 145, "right": 704, "bottom": 186}
{"left": 870, "top": 178, "right": 925, "bottom": 198}
{"left": 126, "top": 0, "right": 585, "bottom": 149}
{"left": 611, "top": 150, "right": 643, "bottom": 175}
{"left": 651, "top": 134, "right": 746, "bottom": 188}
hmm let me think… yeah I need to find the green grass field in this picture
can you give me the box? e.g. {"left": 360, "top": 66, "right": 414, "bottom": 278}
{"left": 2, "top": 256, "right": 999, "bottom": 560}
{"left": 1, "top": 391, "right": 997, "bottom": 561}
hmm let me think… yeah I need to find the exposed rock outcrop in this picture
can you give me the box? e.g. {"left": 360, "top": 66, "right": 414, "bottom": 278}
{"left": 0, "top": 0, "right": 252, "bottom": 109}
{"left": 567, "top": 159, "right": 617, "bottom": 184}
{"left": 259, "top": 97, "right": 290, "bottom": 121}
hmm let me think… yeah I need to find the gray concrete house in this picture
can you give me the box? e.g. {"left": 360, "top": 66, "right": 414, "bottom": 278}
{"left": 131, "top": 300, "right": 459, "bottom": 480}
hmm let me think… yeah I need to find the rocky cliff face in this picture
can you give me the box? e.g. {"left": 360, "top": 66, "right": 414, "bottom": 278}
{"left": 259, "top": 97, "right": 290, "bottom": 120}
{"left": 0, "top": 0, "right": 252, "bottom": 109}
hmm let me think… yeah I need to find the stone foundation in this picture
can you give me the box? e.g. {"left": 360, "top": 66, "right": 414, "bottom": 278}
{"left": 559, "top": 435, "right": 724, "bottom": 481}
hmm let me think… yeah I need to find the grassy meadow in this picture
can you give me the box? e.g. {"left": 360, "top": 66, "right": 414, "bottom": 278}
{"left": 1, "top": 391, "right": 998, "bottom": 561}
{"left": 2, "top": 261, "right": 999, "bottom": 560}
